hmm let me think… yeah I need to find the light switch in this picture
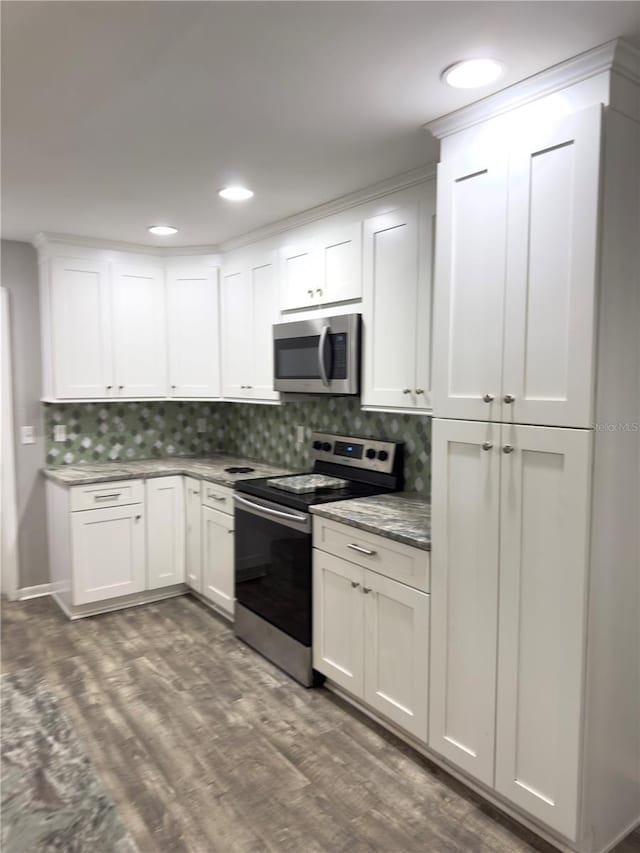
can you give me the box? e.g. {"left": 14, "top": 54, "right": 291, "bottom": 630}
{"left": 197, "top": 418, "right": 206, "bottom": 433}
{"left": 21, "top": 425, "right": 35, "bottom": 445}
{"left": 54, "top": 424, "right": 67, "bottom": 442}
{"left": 296, "top": 425, "right": 305, "bottom": 444}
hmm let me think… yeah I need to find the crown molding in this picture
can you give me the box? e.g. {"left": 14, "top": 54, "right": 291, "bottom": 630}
{"left": 32, "top": 232, "right": 219, "bottom": 257}
{"left": 424, "top": 38, "right": 640, "bottom": 140}
{"left": 217, "top": 162, "right": 437, "bottom": 253}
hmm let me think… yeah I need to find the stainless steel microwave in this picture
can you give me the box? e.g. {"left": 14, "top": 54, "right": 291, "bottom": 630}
{"left": 273, "top": 314, "right": 361, "bottom": 395}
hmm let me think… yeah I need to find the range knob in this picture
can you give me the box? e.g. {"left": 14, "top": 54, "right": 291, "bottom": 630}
{"left": 377, "top": 449, "right": 389, "bottom": 462}
{"left": 312, "top": 440, "right": 322, "bottom": 450}
{"left": 322, "top": 442, "right": 332, "bottom": 452}
{"left": 365, "top": 448, "right": 376, "bottom": 460}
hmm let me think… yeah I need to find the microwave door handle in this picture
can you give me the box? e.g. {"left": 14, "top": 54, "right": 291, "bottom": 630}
{"left": 318, "top": 325, "right": 330, "bottom": 387}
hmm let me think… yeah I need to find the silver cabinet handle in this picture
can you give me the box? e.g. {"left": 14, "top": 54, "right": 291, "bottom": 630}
{"left": 347, "top": 543, "right": 376, "bottom": 557}
{"left": 94, "top": 493, "right": 121, "bottom": 500}
{"left": 503, "top": 445, "right": 515, "bottom": 454}
{"left": 318, "top": 325, "right": 330, "bottom": 388}
{"left": 503, "top": 394, "right": 515, "bottom": 404}
{"left": 363, "top": 587, "right": 373, "bottom": 594}
{"left": 351, "top": 581, "right": 360, "bottom": 589}
{"left": 415, "top": 389, "right": 424, "bottom": 395}
{"left": 208, "top": 494, "right": 226, "bottom": 502}
{"left": 482, "top": 442, "right": 493, "bottom": 451}
{"left": 402, "top": 388, "right": 411, "bottom": 394}
{"left": 483, "top": 393, "right": 495, "bottom": 403}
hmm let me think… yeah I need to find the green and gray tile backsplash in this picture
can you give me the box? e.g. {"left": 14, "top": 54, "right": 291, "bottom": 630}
{"left": 44, "top": 399, "right": 431, "bottom": 494}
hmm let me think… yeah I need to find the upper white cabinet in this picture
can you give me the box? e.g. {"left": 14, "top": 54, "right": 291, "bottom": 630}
{"left": 361, "top": 190, "right": 435, "bottom": 412}
{"left": 47, "top": 257, "right": 113, "bottom": 399}
{"left": 221, "top": 247, "right": 279, "bottom": 402}
{"left": 433, "top": 105, "right": 602, "bottom": 428}
{"left": 279, "top": 220, "right": 362, "bottom": 311}
{"left": 111, "top": 264, "right": 167, "bottom": 398}
{"left": 167, "top": 267, "right": 220, "bottom": 398}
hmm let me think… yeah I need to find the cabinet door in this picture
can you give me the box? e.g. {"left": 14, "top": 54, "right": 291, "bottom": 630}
{"left": 502, "top": 105, "right": 602, "bottom": 428}
{"left": 221, "top": 266, "right": 253, "bottom": 399}
{"left": 146, "top": 477, "right": 185, "bottom": 589}
{"left": 318, "top": 221, "right": 362, "bottom": 305}
{"left": 71, "top": 505, "right": 145, "bottom": 605}
{"left": 363, "top": 570, "right": 429, "bottom": 741}
{"left": 361, "top": 205, "right": 421, "bottom": 410}
{"left": 185, "top": 478, "right": 202, "bottom": 592}
{"left": 279, "top": 238, "right": 317, "bottom": 311}
{"left": 250, "top": 255, "right": 279, "bottom": 402}
{"left": 111, "top": 265, "right": 167, "bottom": 397}
{"left": 312, "top": 551, "right": 364, "bottom": 696}
{"left": 495, "top": 424, "right": 591, "bottom": 839}
{"left": 432, "top": 155, "right": 508, "bottom": 421}
{"left": 167, "top": 268, "right": 220, "bottom": 398}
{"left": 429, "top": 418, "right": 501, "bottom": 785}
{"left": 202, "top": 505, "right": 234, "bottom": 615}
{"left": 50, "top": 257, "right": 112, "bottom": 399}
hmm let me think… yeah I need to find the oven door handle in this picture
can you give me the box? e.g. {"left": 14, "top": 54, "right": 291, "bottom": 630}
{"left": 318, "top": 324, "right": 330, "bottom": 387}
{"left": 233, "top": 494, "right": 309, "bottom": 526}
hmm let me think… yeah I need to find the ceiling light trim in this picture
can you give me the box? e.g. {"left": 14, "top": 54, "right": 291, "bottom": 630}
{"left": 424, "top": 38, "right": 638, "bottom": 139}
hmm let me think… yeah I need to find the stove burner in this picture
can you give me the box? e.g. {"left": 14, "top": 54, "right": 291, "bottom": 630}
{"left": 225, "top": 466, "right": 255, "bottom": 474}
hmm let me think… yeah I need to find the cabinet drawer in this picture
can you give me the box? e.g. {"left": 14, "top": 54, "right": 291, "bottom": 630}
{"left": 202, "top": 481, "right": 234, "bottom": 515}
{"left": 70, "top": 479, "right": 144, "bottom": 512}
{"left": 313, "top": 517, "right": 430, "bottom": 592}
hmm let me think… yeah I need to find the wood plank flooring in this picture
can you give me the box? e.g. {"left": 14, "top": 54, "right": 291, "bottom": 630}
{"left": 2, "top": 595, "right": 639, "bottom": 853}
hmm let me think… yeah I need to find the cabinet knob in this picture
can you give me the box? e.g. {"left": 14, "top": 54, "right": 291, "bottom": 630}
{"left": 316, "top": 288, "right": 323, "bottom": 297}
{"left": 362, "top": 587, "right": 373, "bottom": 595}
{"left": 402, "top": 388, "right": 411, "bottom": 394}
{"left": 171, "top": 385, "right": 177, "bottom": 390}
{"left": 135, "top": 514, "right": 141, "bottom": 521}
{"left": 308, "top": 290, "right": 314, "bottom": 298}
{"left": 106, "top": 385, "right": 113, "bottom": 390}
{"left": 415, "top": 389, "right": 424, "bottom": 395}
{"left": 350, "top": 581, "right": 360, "bottom": 589}
{"left": 503, "top": 394, "right": 515, "bottom": 404}
{"left": 118, "top": 385, "right": 124, "bottom": 390}
{"left": 483, "top": 393, "right": 495, "bottom": 403}
{"left": 503, "top": 444, "right": 515, "bottom": 454}
{"left": 482, "top": 441, "right": 493, "bottom": 451}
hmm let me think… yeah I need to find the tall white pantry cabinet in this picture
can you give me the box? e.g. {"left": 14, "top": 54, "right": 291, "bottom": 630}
{"left": 427, "top": 42, "right": 639, "bottom": 853}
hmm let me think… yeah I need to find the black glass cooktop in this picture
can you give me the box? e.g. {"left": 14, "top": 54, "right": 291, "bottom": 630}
{"left": 235, "top": 475, "right": 392, "bottom": 513}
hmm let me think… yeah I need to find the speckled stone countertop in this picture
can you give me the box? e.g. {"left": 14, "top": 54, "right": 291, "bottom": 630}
{"left": 42, "top": 455, "right": 293, "bottom": 488}
{"left": 310, "top": 492, "right": 431, "bottom": 551}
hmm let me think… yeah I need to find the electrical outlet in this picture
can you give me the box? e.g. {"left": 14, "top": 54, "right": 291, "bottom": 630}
{"left": 296, "top": 425, "right": 305, "bottom": 444}
{"left": 54, "top": 424, "right": 67, "bottom": 443}
{"left": 197, "top": 418, "right": 206, "bottom": 433}
{"left": 21, "top": 425, "right": 35, "bottom": 445}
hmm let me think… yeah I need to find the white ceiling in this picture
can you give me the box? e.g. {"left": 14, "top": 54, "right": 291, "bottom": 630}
{"left": 2, "top": 1, "right": 639, "bottom": 248}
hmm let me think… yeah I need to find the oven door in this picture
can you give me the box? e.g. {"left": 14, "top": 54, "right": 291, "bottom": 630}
{"left": 273, "top": 314, "right": 360, "bottom": 394}
{"left": 233, "top": 493, "right": 312, "bottom": 646}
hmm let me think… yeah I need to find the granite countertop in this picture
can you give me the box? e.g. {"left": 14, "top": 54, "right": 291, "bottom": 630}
{"left": 310, "top": 492, "right": 431, "bottom": 551}
{"left": 42, "top": 455, "right": 293, "bottom": 488}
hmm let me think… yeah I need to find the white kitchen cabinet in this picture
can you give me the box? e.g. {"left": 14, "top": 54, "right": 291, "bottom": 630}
{"left": 47, "top": 257, "right": 113, "bottom": 399}
{"left": 429, "top": 418, "right": 501, "bottom": 785}
{"left": 167, "top": 267, "right": 220, "bottom": 398}
{"left": 313, "top": 550, "right": 364, "bottom": 696}
{"left": 430, "top": 418, "right": 592, "bottom": 836}
{"left": 185, "top": 477, "right": 202, "bottom": 592}
{"left": 111, "top": 264, "right": 167, "bottom": 398}
{"left": 202, "top": 504, "right": 234, "bottom": 616}
{"left": 145, "top": 477, "right": 185, "bottom": 590}
{"left": 361, "top": 192, "right": 434, "bottom": 413}
{"left": 221, "top": 249, "right": 279, "bottom": 402}
{"left": 313, "top": 542, "right": 430, "bottom": 742}
{"left": 433, "top": 105, "right": 602, "bottom": 429}
{"left": 71, "top": 504, "right": 145, "bottom": 605}
{"left": 279, "top": 237, "right": 318, "bottom": 311}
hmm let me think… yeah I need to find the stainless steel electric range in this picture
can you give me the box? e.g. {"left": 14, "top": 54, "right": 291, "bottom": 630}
{"left": 233, "top": 431, "right": 404, "bottom": 686}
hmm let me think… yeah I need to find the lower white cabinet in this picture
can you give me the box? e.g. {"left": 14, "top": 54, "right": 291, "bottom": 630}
{"left": 202, "top": 505, "right": 235, "bottom": 616}
{"left": 185, "top": 478, "right": 202, "bottom": 591}
{"left": 313, "top": 549, "right": 429, "bottom": 741}
{"left": 146, "top": 477, "right": 185, "bottom": 590}
{"left": 71, "top": 504, "right": 146, "bottom": 605}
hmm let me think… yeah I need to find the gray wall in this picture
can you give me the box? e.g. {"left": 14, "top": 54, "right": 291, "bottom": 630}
{"left": 1, "top": 240, "right": 49, "bottom": 587}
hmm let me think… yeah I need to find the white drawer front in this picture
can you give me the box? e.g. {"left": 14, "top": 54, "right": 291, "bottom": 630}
{"left": 70, "top": 479, "right": 144, "bottom": 512}
{"left": 202, "top": 481, "right": 234, "bottom": 515}
{"left": 313, "top": 517, "right": 430, "bottom": 592}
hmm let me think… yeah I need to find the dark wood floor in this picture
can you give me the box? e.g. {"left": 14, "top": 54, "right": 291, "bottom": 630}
{"left": 2, "top": 595, "right": 639, "bottom": 853}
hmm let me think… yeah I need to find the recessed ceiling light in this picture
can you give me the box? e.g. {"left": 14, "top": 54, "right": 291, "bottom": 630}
{"left": 148, "top": 225, "right": 178, "bottom": 236}
{"left": 218, "top": 186, "right": 254, "bottom": 201}
{"left": 442, "top": 58, "right": 505, "bottom": 89}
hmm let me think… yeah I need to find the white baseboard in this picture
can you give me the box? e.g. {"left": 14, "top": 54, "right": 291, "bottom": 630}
{"left": 17, "top": 583, "right": 55, "bottom": 600}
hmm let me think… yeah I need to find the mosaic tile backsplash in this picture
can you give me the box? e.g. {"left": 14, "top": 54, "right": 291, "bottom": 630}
{"left": 44, "top": 399, "right": 431, "bottom": 494}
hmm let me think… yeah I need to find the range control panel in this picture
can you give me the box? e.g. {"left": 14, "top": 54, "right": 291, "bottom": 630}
{"left": 310, "top": 431, "right": 399, "bottom": 475}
